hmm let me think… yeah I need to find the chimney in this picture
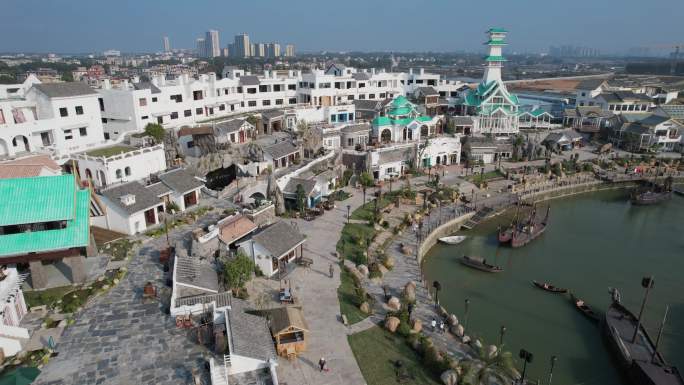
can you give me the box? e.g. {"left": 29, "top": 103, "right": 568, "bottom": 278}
{"left": 409, "top": 68, "right": 413, "bottom": 75}
{"left": 209, "top": 72, "right": 217, "bottom": 83}
{"left": 120, "top": 194, "right": 136, "bottom": 206}
{"left": 102, "top": 78, "right": 111, "bottom": 90}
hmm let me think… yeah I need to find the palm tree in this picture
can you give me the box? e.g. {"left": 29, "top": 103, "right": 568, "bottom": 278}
{"left": 460, "top": 342, "right": 518, "bottom": 385}
{"left": 359, "top": 172, "right": 374, "bottom": 207}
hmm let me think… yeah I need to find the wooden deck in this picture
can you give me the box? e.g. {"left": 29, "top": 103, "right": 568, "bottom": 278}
{"left": 91, "top": 226, "right": 126, "bottom": 246}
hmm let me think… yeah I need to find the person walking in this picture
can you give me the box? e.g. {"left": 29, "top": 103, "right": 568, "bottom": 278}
{"left": 439, "top": 320, "right": 445, "bottom": 334}
{"left": 318, "top": 357, "right": 327, "bottom": 372}
{"left": 329, "top": 263, "right": 334, "bottom": 278}
{"left": 431, "top": 318, "right": 437, "bottom": 332}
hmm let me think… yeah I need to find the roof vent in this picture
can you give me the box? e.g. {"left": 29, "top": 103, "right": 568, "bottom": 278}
{"left": 120, "top": 193, "right": 136, "bottom": 206}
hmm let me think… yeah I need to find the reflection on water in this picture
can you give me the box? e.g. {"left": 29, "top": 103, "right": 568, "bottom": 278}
{"left": 423, "top": 190, "right": 684, "bottom": 385}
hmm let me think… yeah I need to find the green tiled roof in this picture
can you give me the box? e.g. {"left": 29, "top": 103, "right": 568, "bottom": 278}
{"left": 391, "top": 95, "right": 410, "bottom": 108}
{"left": 0, "top": 188, "right": 90, "bottom": 256}
{"left": 372, "top": 116, "right": 392, "bottom": 126}
{"left": 0, "top": 175, "right": 75, "bottom": 226}
{"left": 417, "top": 116, "right": 433, "bottom": 122}
{"left": 530, "top": 108, "right": 549, "bottom": 117}
{"left": 485, "top": 39, "right": 507, "bottom": 46}
{"left": 489, "top": 28, "right": 508, "bottom": 33}
{"left": 388, "top": 107, "right": 413, "bottom": 116}
{"left": 484, "top": 56, "right": 507, "bottom": 62}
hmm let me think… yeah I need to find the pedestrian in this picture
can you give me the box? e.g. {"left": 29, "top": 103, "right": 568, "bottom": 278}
{"left": 431, "top": 318, "right": 437, "bottom": 332}
{"left": 329, "top": 263, "right": 334, "bottom": 278}
{"left": 318, "top": 357, "right": 326, "bottom": 372}
{"left": 440, "top": 320, "right": 445, "bottom": 334}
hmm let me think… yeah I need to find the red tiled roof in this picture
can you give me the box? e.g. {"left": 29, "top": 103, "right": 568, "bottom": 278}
{"left": 0, "top": 155, "right": 61, "bottom": 179}
{"left": 177, "top": 126, "right": 213, "bottom": 137}
{"left": 219, "top": 215, "right": 257, "bottom": 244}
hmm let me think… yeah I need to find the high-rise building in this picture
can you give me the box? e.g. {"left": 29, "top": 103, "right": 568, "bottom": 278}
{"left": 256, "top": 43, "right": 266, "bottom": 57}
{"left": 196, "top": 38, "right": 206, "bottom": 57}
{"left": 233, "top": 33, "right": 251, "bottom": 58}
{"left": 266, "top": 43, "right": 281, "bottom": 58}
{"left": 250, "top": 44, "right": 256, "bottom": 57}
{"left": 163, "top": 36, "right": 170, "bottom": 52}
{"left": 206, "top": 30, "right": 220, "bottom": 57}
{"left": 285, "top": 44, "right": 295, "bottom": 57}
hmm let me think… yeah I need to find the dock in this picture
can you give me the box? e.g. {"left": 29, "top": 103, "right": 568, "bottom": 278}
{"left": 461, "top": 206, "right": 494, "bottom": 229}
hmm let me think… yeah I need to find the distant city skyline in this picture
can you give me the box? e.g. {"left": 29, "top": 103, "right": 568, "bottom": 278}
{"left": 2, "top": 0, "right": 683, "bottom": 55}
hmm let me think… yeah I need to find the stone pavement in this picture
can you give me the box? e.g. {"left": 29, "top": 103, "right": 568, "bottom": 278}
{"left": 33, "top": 198, "right": 234, "bottom": 385}
{"left": 274, "top": 187, "right": 367, "bottom": 385}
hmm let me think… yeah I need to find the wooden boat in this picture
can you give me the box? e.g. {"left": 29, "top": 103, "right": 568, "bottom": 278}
{"left": 510, "top": 206, "right": 550, "bottom": 248}
{"left": 438, "top": 235, "right": 467, "bottom": 245}
{"left": 603, "top": 291, "right": 684, "bottom": 385}
{"left": 631, "top": 174, "right": 673, "bottom": 206}
{"left": 459, "top": 256, "right": 503, "bottom": 273}
{"left": 531, "top": 280, "right": 568, "bottom": 294}
{"left": 498, "top": 204, "right": 519, "bottom": 244}
{"left": 570, "top": 293, "right": 600, "bottom": 322}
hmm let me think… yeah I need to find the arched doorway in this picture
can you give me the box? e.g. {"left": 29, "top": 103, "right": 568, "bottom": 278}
{"left": 11, "top": 135, "right": 29, "bottom": 153}
{"left": 85, "top": 168, "right": 93, "bottom": 180}
{"left": 402, "top": 128, "right": 408, "bottom": 141}
{"left": 380, "top": 129, "right": 392, "bottom": 144}
{"left": 420, "top": 125, "right": 429, "bottom": 138}
{"left": 98, "top": 170, "right": 107, "bottom": 186}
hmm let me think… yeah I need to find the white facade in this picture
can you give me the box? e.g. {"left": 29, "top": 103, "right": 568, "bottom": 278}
{"left": 421, "top": 136, "right": 462, "bottom": 167}
{"left": 0, "top": 266, "right": 30, "bottom": 357}
{"left": 0, "top": 81, "right": 109, "bottom": 161}
{"left": 72, "top": 144, "right": 167, "bottom": 188}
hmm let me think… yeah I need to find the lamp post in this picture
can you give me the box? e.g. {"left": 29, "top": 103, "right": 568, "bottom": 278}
{"left": 519, "top": 349, "right": 534, "bottom": 385}
{"left": 632, "top": 276, "right": 655, "bottom": 343}
{"left": 548, "top": 355, "right": 558, "bottom": 385}
{"left": 499, "top": 325, "right": 507, "bottom": 346}
{"left": 464, "top": 298, "right": 471, "bottom": 331}
{"left": 433, "top": 281, "right": 441, "bottom": 308}
{"left": 346, "top": 204, "right": 351, "bottom": 224}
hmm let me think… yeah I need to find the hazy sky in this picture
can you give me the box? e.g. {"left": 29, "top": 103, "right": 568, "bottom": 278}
{"left": 2, "top": 0, "right": 683, "bottom": 54}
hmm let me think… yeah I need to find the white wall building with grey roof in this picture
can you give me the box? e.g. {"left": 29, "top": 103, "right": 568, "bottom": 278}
{"left": 0, "top": 80, "right": 110, "bottom": 161}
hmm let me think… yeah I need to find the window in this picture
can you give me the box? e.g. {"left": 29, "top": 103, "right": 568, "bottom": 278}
{"left": 450, "top": 91, "right": 458, "bottom": 97}
{"left": 247, "top": 88, "right": 257, "bottom": 94}
{"left": 101, "top": 118, "right": 108, "bottom": 123}
{"left": 288, "top": 84, "right": 296, "bottom": 90}
{"left": 64, "top": 129, "right": 73, "bottom": 140}
{"left": 195, "top": 108, "right": 203, "bottom": 115}
{"left": 230, "top": 104, "right": 235, "bottom": 111}
{"left": 125, "top": 167, "right": 131, "bottom": 176}
{"left": 358, "top": 82, "right": 365, "bottom": 88}
{"left": 369, "top": 94, "right": 376, "bottom": 99}
{"left": 262, "top": 100, "right": 271, "bottom": 106}
{"left": 152, "top": 97, "right": 158, "bottom": 102}
{"left": 331, "top": 115, "right": 337, "bottom": 123}
{"left": 288, "top": 98, "right": 297, "bottom": 104}
{"left": 275, "top": 99, "right": 283, "bottom": 105}
{"left": 274, "top": 84, "right": 282, "bottom": 92}
{"left": 334, "top": 82, "right": 342, "bottom": 89}
{"left": 237, "top": 87, "right": 243, "bottom": 93}
{"left": 141, "top": 116, "right": 148, "bottom": 120}
{"left": 347, "top": 95, "right": 354, "bottom": 100}
{"left": 187, "top": 141, "right": 195, "bottom": 148}
{"left": 359, "top": 94, "right": 366, "bottom": 100}
{"left": 184, "top": 109, "right": 192, "bottom": 117}
{"left": 379, "top": 93, "right": 386, "bottom": 99}
{"left": 98, "top": 98, "right": 105, "bottom": 112}
{"left": 171, "top": 111, "right": 178, "bottom": 119}
{"left": 416, "top": 79, "right": 424, "bottom": 84}
{"left": 79, "top": 127, "right": 87, "bottom": 136}
{"left": 248, "top": 101, "right": 257, "bottom": 107}
{"left": 138, "top": 98, "right": 147, "bottom": 107}
{"left": 157, "top": 117, "right": 163, "bottom": 124}
{"left": 40, "top": 132, "right": 51, "bottom": 146}
{"left": 170, "top": 94, "right": 182, "bottom": 103}
{"left": 349, "top": 113, "right": 354, "bottom": 121}
{"left": 219, "top": 104, "right": 225, "bottom": 111}
{"left": 259, "top": 85, "right": 268, "bottom": 93}
{"left": 59, "top": 107, "right": 68, "bottom": 117}
{"left": 193, "top": 90, "right": 203, "bottom": 100}
{"left": 75, "top": 106, "right": 83, "bottom": 115}
{"left": 116, "top": 169, "right": 122, "bottom": 179}
{"left": 581, "top": 92, "right": 586, "bottom": 97}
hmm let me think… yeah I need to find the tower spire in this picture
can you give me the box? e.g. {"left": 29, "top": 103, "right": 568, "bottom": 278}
{"left": 483, "top": 28, "right": 508, "bottom": 84}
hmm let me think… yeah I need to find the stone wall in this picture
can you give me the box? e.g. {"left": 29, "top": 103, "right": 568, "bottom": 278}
{"left": 417, "top": 212, "right": 475, "bottom": 264}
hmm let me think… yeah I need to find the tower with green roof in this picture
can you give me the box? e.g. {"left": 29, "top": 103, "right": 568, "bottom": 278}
{"left": 462, "top": 28, "right": 520, "bottom": 136}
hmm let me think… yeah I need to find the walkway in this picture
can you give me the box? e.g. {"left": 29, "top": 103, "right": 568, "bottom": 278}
{"left": 275, "top": 187, "right": 367, "bottom": 385}
{"left": 33, "top": 198, "right": 233, "bottom": 385}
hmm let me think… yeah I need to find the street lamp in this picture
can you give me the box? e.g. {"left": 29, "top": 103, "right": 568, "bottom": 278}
{"left": 346, "top": 204, "right": 351, "bottom": 224}
{"left": 464, "top": 298, "right": 471, "bottom": 331}
{"left": 433, "top": 281, "right": 441, "bottom": 308}
{"left": 499, "top": 325, "right": 507, "bottom": 346}
{"left": 519, "top": 349, "right": 534, "bottom": 385}
{"left": 548, "top": 355, "right": 558, "bottom": 385}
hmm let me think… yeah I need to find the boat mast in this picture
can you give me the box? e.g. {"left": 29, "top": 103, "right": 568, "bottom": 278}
{"left": 632, "top": 276, "right": 655, "bottom": 344}
{"left": 651, "top": 305, "right": 669, "bottom": 364}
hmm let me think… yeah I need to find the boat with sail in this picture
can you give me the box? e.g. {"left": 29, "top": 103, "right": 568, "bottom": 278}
{"left": 631, "top": 172, "right": 673, "bottom": 206}
{"left": 509, "top": 205, "right": 550, "bottom": 248}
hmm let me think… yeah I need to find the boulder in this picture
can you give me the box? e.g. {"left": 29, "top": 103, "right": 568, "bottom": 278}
{"left": 453, "top": 324, "right": 464, "bottom": 337}
{"left": 473, "top": 339, "right": 483, "bottom": 349}
{"left": 387, "top": 296, "right": 401, "bottom": 311}
{"left": 359, "top": 302, "right": 371, "bottom": 314}
{"left": 447, "top": 314, "right": 459, "bottom": 327}
{"left": 401, "top": 244, "right": 413, "bottom": 255}
{"left": 378, "top": 264, "right": 389, "bottom": 275}
{"left": 406, "top": 281, "right": 417, "bottom": 289}
{"left": 403, "top": 283, "right": 416, "bottom": 303}
{"left": 487, "top": 345, "right": 498, "bottom": 359}
{"left": 385, "top": 316, "right": 400, "bottom": 332}
{"left": 440, "top": 370, "right": 459, "bottom": 385}
{"left": 383, "top": 256, "right": 395, "bottom": 269}
{"left": 462, "top": 335, "right": 471, "bottom": 344}
{"left": 411, "top": 319, "right": 422, "bottom": 333}
{"left": 357, "top": 264, "right": 369, "bottom": 277}
{"left": 349, "top": 266, "right": 364, "bottom": 281}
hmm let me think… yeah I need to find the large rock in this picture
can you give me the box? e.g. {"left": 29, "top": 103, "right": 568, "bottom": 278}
{"left": 378, "top": 264, "right": 389, "bottom": 275}
{"left": 462, "top": 335, "right": 471, "bottom": 344}
{"left": 387, "top": 296, "right": 401, "bottom": 311}
{"left": 453, "top": 324, "right": 464, "bottom": 337}
{"left": 447, "top": 314, "right": 459, "bottom": 327}
{"left": 403, "top": 283, "right": 416, "bottom": 303}
{"left": 440, "top": 370, "right": 459, "bottom": 385}
{"left": 487, "top": 345, "right": 498, "bottom": 359}
{"left": 357, "top": 264, "right": 369, "bottom": 277}
{"left": 385, "top": 316, "right": 400, "bottom": 332}
{"left": 359, "top": 302, "right": 371, "bottom": 314}
{"left": 411, "top": 319, "right": 422, "bottom": 333}
{"left": 348, "top": 266, "right": 364, "bottom": 281}
{"left": 473, "top": 339, "right": 483, "bottom": 349}
{"left": 383, "top": 256, "right": 395, "bottom": 269}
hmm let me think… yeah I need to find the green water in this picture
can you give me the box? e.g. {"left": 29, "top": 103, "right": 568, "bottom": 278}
{"left": 423, "top": 189, "right": 684, "bottom": 385}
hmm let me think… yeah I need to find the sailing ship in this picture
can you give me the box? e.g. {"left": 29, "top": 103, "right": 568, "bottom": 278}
{"left": 603, "top": 288, "right": 683, "bottom": 385}
{"left": 499, "top": 205, "right": 550, "bottom": 248}
{"left": 631, "top": 170, "right": 673, "bottom": 206}
{"left": 498, "top": 204, "right": 519, "bottom": 244}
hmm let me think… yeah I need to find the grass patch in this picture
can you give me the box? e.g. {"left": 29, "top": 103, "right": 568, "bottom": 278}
{"left": 337, "top": 267, "right": 368, "bottom": 325}
{"left": 348, "top": 326, "right": 441, "bottom": 385}
{"left": 351, "top": 192, "right": 399, "bottom": 221}
{"left": 100, "top": 238, "right": 139, "bottom": 261}
{"left": 24, "top": 286, "right": 72, "bottom": 309}
{"left": 336, "top": 223, "right": 376, "bottom": 265}
{"left": 86, "top": 145, "right": 135, "bottom": 157}
{"left": 465, "top": 169, "right": 504, "bottom": 184}
{"left": 329, "top": 190, "right": 351, "bottom": 202}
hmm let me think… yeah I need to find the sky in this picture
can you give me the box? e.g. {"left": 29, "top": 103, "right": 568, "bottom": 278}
{"left": 2, "top": 0, "right": 683, "bottom": 55}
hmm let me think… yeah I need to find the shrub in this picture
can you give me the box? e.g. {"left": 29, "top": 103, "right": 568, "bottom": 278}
{"left": 381, "top": 220, "right": 390, "bottom": 229}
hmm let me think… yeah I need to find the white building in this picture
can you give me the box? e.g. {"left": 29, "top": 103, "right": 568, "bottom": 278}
{"left": 0, "top": 81, "right": 109, "bottom": 161}
{"left": 0, "top": 266, "right": 30, "bottom": 357}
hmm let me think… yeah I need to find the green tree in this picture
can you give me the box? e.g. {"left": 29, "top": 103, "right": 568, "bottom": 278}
{"left": 144, "top": 123, "right": 165, "bottom": 143}
{"left": 359, "top": 171, "right": 374, "bottom": 205}
{"left": 295, "top": 184, "right": 307, "bottom": 214}
{"left": 460, "top": 342, "right": 518, "bottom": 385}
{"left": 0, "top": 75, "right": 17, "bottom": 84}
{"left": 222, "top": 252, "right": 255, "bottom": 290}
{"left": 61, "top": 71, "right": 74, "bottom": 82}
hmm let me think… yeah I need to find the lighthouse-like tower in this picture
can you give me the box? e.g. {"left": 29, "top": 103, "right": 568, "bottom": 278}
{"left": 483, "top": 28, "right": 508, "bottom": 84}
{"left": 461, "top": 27, "right": 520, "bottom": 137}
